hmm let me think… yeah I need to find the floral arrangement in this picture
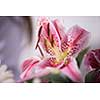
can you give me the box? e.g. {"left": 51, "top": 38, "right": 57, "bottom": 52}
{"left": 20, "top": 17, "right": 100, "bottom": 83}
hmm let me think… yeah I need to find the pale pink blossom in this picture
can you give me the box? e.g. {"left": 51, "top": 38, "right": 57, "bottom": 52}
{"left": 20, "top": 17, "right": 90, "bottom": 82}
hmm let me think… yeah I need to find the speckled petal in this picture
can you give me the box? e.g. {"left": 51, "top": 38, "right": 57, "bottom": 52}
{"left": 67, "top": 25, "right": 90, "bottom": 55}
{"left": 60, "top": 57, "right": 82, "bottom": 82}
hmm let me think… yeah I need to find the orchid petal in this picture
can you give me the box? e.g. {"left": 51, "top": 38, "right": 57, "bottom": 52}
{"left": 67, "top": 25, "right": 90, "bottom": 55}
{"left": 60, "top": 57, "right": 82, "bottom": 82}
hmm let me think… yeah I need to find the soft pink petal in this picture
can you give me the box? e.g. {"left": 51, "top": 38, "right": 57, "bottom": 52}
{"left": 61, "top": 35, "right": 69, "bottom": 52}
{"left": 22, "top": 58, "right": 39, "bottom": 72}
{"left": 20, "top": 58, "right": 40, "bottom": 80}
{"left": 20, "top": 57, "right": 54, "bottom": 80}
{"left": 67, "top": 25, "right": 90, "bottom": 55}
{"left": 21, "top": 67, "right": 50, "bottom": 81}
{"left": 52, "top": 19, "right": 65, "bottom": 40}
{"left": 53, "top": 19, "right": 69, "bottom": 52}
{"left": 20, "top": 64, "right": 34, "bottom": 81}
{"left": 49, "top": 21, "right": 61, "bottom": 48}
{"left": 60, "top": 57, "right": 82, "bottom": 82}
{"left": 36, "top": 17, "right": 61, "bottom": 55}
{"left": 32, "top": 68, "right": 51, "bottom": 78}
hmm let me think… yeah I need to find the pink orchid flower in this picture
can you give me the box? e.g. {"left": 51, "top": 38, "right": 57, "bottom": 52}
{"left": 20, "top": 17, "right": 90, "bottom": 82}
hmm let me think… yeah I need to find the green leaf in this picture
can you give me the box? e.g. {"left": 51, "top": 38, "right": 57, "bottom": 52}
{"left": 26, "top": 79, "right": 33, "bottom": 83}
{"left": 85, "top": 69, "right": 100, "bottom": 83}
{"left": 76, "top": 47, "right": 89, "bottom": 67}
{"left": 41, "top": 73, "right": 74, "bottom": 83}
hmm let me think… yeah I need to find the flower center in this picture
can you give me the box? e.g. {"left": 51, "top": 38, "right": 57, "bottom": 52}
{"left": 54, "top": 46, "right": 70, "bottom": 64}
{"left": 45, "top": 38, "right": 70, "bottom": 64}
